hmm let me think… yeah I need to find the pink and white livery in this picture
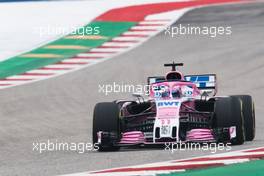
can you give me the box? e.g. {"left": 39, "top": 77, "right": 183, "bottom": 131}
{"left": 93, "top": 62, "right": 255, "bottom": 151}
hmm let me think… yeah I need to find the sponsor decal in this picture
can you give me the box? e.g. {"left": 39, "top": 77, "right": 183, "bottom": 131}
{"left": 161, "top": 125, "right": 171, "bottom": 136}
{"left": 157, "top": 101, "right": 179, "bottom": 107}
{"left": 229, "top": 126, "right": 236, "bottom": 139}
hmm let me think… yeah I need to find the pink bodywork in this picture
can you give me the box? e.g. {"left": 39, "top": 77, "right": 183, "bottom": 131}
{"left": 119, "top": 81, "right": 213, "bottom": 145}
{"left": 149, "top": 81, "right": 201, "bottom": 99}
{"left": 186, "top": 129, "right": 215, "bottom": 142}
{"left": 120, "top": 128, "right": 215, "bottom": 144}
{"left": 119, "top": 131, "right": 145, "bottom": 144}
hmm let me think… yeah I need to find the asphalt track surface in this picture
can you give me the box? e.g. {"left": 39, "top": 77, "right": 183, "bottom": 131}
{"left": 0, "top": 2, "right": 264, "bottom": 176}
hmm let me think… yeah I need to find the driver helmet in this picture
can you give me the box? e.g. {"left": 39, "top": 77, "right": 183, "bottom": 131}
{"left": 171, "top": 86, "right": 182, "bottom": 98}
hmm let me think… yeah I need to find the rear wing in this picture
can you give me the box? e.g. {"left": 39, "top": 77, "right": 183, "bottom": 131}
{"left": 147, "top": 74, "right": 217, "bottom": 96}
{"left": 147, "top": 76, "right": 165, "bottom": 85}
{"left": 184, "top": 74, "right": 217, "bottom": 96}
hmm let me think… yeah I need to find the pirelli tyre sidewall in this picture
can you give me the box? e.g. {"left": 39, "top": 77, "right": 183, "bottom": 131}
{"left": 93, "top": 102, "right": 121, "bottom": 151}
{"left": 232, "top": 95, "right": 255, "bottom": 141}
{"left": 214, "top": 96, "right": 245, "bottom": 145}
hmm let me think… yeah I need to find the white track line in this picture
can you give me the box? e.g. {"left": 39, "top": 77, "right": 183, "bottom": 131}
{"left": 130, "top": 26, "right": 164, "bottom": 30}
{"left": 89, "top": 47, "right": 127, "bottom": 52}
{"left": 76, "top": 53, "right": 112, "bottom": 57}
{"left": 111, "top": 36, "right": 145, "bottom": 41}
{"left": 27, "top": 69, "right": 67, "bottom": 74}
{"left": 61, "top": 59, "right": 91, "bottom": 63}
{"left": 44, "top": 64, "right": 78, "bottom": 69}
{"left": 62, "top": 170, "right": 184, "bottom": 176}
{"left": 139, "top": 21, "right": 169, "bottom": 25}
{"left": 122, "top": 31, "right": 155, "bottom": 36}
{"left": 7, "top": 75, "right": 52, "bottom": 80}
{"left": 0, "top": 80, "right": 31, "bottom": 85}
{"left": 102, "top": 42, "right": 136, "bottom": 47}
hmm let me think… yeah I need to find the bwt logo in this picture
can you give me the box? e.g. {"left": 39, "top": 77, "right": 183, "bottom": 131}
{"left": 157, "top": 101, "right": 179, "bottom": 107}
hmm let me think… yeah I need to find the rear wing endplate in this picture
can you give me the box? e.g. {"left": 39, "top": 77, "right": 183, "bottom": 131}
{"left": 147, "top": 76, "right": 165, "bottom": 85}
{"left": 184, "top": 74, "right": 217, "bottom": 96}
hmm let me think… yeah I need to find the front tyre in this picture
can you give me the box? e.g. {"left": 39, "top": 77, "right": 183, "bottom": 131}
{"left": 232, "top": 95, "right": 255, "bottom": 141}
{"left": 214, "top": 96, "right": 245, "bottom": 145}
{"left": 93, "top": 102, "right": 121, "bottom": 151}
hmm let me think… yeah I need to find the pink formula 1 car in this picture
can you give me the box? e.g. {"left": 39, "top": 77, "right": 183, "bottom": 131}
{"left": 93, "top": 62, "right": 255, "bottom": 151}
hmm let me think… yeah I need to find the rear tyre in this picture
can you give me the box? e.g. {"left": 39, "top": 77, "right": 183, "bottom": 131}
{"left": 93, "top": 102, "right": 120, "bottom": 151}
{"left": 232, "top": 95, "right": 255, "bottom": 141}
{"left": 214, "top": 96, "right": 245, "bottom": 145}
